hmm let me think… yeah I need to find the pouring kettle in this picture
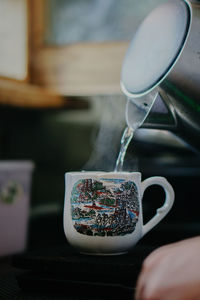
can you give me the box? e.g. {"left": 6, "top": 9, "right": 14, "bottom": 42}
{"left": 121, "top": 0, "right": 200, "bottom": 152}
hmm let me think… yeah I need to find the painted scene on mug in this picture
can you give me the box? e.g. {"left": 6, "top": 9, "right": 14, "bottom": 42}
{"left": 70, "top": 178, "right": 140, "bottom": 237}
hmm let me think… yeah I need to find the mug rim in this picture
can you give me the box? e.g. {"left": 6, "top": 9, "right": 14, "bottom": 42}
{"left": 65, "top": 171, "right": 141, "bottom": 176}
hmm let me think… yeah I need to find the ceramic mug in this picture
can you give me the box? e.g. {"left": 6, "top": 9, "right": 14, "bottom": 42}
{"left": 63, "top": 171, "right": 174, "bottom": 255}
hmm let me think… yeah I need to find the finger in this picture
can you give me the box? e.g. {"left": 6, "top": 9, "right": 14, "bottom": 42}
{"left": 135, "top": 279, "right": 145, "bottom": 300}
{"left": 134, "top": 242, "right": 180, "bottom": 300}
{"left": 134, "top": 248, "right": 170, "bottom": 300}
{"left": 135, "top": 263, "right": 150, "bottom": 300}
{"left": 142, "top": 242, "right": 178, "bottom": 269}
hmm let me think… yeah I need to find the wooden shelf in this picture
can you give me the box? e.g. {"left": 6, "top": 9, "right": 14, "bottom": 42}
{"left": 0, "top": 79, "right": 88, "bottom": 109}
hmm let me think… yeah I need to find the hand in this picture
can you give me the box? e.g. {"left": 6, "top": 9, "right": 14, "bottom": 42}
{"left": 135, "top": 236, "right": 200, "bottom": 300}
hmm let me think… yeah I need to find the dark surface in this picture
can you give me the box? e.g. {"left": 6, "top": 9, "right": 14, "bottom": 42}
{"left": 0, "top": 243, "right": 154, "bottom": 300}
{"left": 12, "top": 243, "right": 155, "bottom": 299}
{"left": 1, "top": 219, "right": 200, "bottom": 300}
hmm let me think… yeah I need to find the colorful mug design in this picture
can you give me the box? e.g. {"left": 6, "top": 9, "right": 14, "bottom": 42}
{"left": 70, "top": 178, "right": 139, "bottom": 237}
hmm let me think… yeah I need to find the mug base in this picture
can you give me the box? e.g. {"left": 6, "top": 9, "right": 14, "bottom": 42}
{"left": 80, "top": 251, "right": 128, "bottom": 256}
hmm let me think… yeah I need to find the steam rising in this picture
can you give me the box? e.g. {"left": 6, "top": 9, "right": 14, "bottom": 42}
{"left": 83, "top": 96, "right": 138, "bottom": 172}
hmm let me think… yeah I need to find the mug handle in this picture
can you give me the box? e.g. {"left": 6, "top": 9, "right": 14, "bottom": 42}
{"left": 141, "top": 176, "right": 174, "bottom": 236}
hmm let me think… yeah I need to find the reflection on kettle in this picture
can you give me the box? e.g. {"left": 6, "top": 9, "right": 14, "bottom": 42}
{"left": 121, "top": 0, "right": 200, "bottom": 152}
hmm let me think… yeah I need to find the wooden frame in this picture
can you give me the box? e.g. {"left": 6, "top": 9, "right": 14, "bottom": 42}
{"left": 30, "top": 0, "right": 128, "bottom": 96}
{"left": 0, "top": 0, "right": 87, "bottom": 108}
{"left": 0, "top": 0, "right": 129, "bottom": 108}
{"left": 0, "top": 0, "right": 63, "bottom": 108}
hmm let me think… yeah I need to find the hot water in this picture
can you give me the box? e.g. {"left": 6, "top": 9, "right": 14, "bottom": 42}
{"left": 115, "top": 90, "right": 158, "bottom": 172}
{"left": 114, "top": 126, "right": 134, "bottom": 172}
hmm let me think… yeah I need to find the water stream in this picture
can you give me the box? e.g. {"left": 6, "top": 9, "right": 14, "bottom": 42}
{"left": 114, "top": 126, "right": 134, "bottom": 172}
{"left": 115, "top": 91, "right": 158, "bottom": 172}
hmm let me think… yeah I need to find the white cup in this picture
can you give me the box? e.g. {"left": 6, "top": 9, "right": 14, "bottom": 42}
{"left": 63, "top": 171, "right": 174, "bottom": 255}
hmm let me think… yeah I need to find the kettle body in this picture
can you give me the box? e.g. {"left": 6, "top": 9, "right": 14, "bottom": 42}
{"left": 121, "top": 0, "right": 200, "bottom": 151}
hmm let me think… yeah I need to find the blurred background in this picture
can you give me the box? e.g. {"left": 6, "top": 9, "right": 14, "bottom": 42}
{"left": 0, "top": 0, "right": 200, "bottom": 256}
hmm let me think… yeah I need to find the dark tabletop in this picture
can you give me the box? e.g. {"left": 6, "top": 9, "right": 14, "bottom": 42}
{"left": 0, "top": 243, "right": 156, "bottom": 300}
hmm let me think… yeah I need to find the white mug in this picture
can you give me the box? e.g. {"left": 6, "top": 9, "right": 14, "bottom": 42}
{"left": 63, "top": 171, "right": 174, "bottom": 255}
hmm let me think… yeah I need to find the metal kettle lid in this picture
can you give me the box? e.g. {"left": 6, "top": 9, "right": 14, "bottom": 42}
{"left": 121, "top": 0, "right": 191, "bottom": 97}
